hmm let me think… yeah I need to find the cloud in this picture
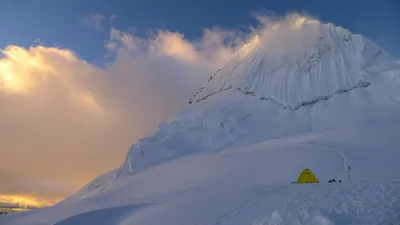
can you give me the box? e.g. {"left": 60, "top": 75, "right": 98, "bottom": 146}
{"left": 0, "top": 13, "right": 323, "bottom": 205}
{"left": 0, "top": 196, "right": 45, "bottom": 209}
{"left": 0, "top": 174, "right": 76, "bottom": 207}
{"left": 109, "top": 15, "right": 118, "bottom": 24}
{"left": 0, "top": 23, "right": 248, "bottom": 205}
{"left": 81, "top": 14, "right": 111, "bottom": 30}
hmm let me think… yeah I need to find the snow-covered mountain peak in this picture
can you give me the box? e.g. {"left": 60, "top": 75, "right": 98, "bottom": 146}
{"left": 189, "top": 19, "right": 393, "bottom": 109}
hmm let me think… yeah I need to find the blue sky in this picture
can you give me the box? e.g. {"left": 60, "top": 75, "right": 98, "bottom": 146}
{"left": 1, "top": 0, "right": 399, "bottom": 62}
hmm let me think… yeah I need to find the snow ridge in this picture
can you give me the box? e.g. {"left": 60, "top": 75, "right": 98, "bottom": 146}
{"left": 239, "top": 79, "right": 371, "bottom": 111}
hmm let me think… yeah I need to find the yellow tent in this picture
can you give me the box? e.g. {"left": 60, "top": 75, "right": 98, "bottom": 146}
{"left": 296, "top": 168, "right": 319, "bottom": 183}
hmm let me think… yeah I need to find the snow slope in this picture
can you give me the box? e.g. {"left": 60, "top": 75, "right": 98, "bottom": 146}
{"left": 2, "top": 17, "right": 400, "bottom": 224}
{"left": 2, "top": 113, "right": 400, "bottom": 225}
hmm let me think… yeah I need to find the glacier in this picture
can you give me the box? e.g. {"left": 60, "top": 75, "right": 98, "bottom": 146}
{"left": 2, "top": 17, "right": 400, "bottom": 225}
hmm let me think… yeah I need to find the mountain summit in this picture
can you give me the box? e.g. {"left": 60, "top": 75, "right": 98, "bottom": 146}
{"left": 190, "top": 17, "right": 393, "bottom": 109}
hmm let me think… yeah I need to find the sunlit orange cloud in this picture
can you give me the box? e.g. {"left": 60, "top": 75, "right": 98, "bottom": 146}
{"left": 153, "top": 31, "right": 199, "bottom": 62}
{"left": 0, "top": 25, "right": 244, "bottom": 205}
{"left": 0, "top": 45, "right": 80, "bottom": 94}
{"left": 0, "top": 195, "right": 59, "bottom": 209}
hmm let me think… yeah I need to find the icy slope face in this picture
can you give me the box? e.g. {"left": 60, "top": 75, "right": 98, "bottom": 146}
{"left": 190, "top": 18, "right": 393, "bottom": 109}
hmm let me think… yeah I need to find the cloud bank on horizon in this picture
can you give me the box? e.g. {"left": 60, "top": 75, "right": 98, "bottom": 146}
{"left": 0, "top": 12, "right": 259, "bottom": 207}
{"left": 0, "top": 13, "right": 354, "bottom": 207}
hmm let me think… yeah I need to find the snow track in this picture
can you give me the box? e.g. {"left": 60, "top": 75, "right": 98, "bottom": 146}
{"left": 298, "top": 143, "right": 348, "bottom": 181}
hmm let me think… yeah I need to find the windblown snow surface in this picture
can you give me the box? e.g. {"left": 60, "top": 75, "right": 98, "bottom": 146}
{"left": 3, "top": 17, "right": 400, "bottom": 225}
